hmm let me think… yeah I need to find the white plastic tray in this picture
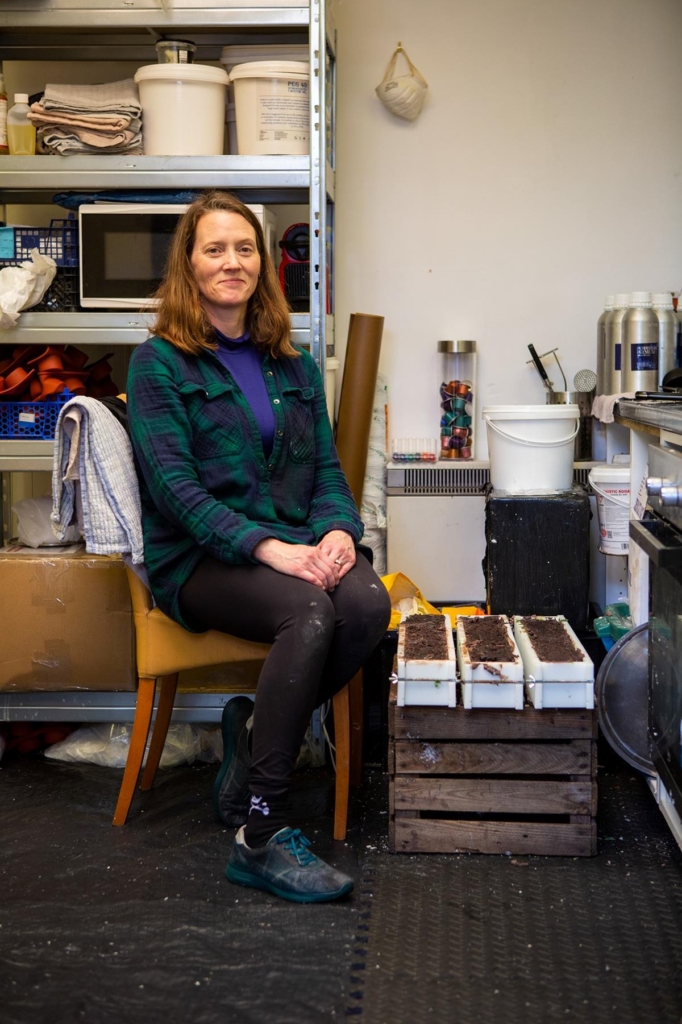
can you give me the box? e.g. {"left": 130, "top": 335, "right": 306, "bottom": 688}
{"left": 396, "top": 614, "right": 457, "bottom": 706}
{"left": 457, "top": 615, "right": 524, "bottom": 710}
{"left": 513, "top": 615, "right": 595, "bottom": 709}
{"left": 397, "top": 614, "right": 457, "bottom": 681}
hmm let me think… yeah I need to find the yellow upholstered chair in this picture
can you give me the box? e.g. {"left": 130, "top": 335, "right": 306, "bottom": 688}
{"left": 114, "top": 565, "right": 353, "bottom": 840}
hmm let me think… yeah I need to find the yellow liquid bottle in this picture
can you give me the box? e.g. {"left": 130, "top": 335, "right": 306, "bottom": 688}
{"left": 7, "top": 95, "right": 36, "bottom": 156}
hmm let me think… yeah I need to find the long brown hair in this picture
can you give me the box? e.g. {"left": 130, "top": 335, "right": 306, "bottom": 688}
{"left": 150, "top": 190, "right": 297, "bottom": 358}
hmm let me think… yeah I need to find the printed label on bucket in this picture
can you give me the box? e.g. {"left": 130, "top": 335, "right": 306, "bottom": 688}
{"left": 258, "top": 81, "right": 309, "bottom": 144}
{"left": 596, "top": 488, "right": 629, "bottom": 553}
{"left": 631, "top": 343, "right": 658, "bottom": 371}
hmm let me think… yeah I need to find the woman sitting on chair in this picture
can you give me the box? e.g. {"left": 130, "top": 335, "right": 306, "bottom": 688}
{"left": 126, "top": 190, "right": 391, "bottom": 903}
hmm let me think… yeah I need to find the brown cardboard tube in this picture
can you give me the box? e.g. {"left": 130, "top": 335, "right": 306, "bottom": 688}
{"left": 335, "top": 312, "right": 384, "bottom": 508}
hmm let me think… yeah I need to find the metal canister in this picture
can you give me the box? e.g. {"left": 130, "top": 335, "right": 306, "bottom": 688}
{"left": 604, "top": 292, "right": 629, "bottom": 394}
{"left": 652, "top": 292, "right": 679, "bottom": 387}
{"left": 597, "top": 294, "right": 614, "bottom": 395}
{"left": 622, "top": 292, "right": 659, "bottom": 392}
{"left": 547, "top": 390, "right": 592, "bottom": 460}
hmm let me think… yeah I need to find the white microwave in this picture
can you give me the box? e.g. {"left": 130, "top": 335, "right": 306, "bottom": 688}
{"left": 78, "top": 202, "right": 277, "bottom": 310}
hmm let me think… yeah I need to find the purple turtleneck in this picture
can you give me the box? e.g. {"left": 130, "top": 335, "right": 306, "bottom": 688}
{"left": 213, "top": 329, "right": 275, "bottom": 457}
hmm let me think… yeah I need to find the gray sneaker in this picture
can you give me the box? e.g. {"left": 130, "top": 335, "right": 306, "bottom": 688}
{"left": 213, "top": 696, "right": 253, "bottom": 827}
{"left": 225, "top": 826, "right": 354, "bottom": 903}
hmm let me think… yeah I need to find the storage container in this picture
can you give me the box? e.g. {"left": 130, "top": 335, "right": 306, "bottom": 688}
{"left": 134, "top": 63, "right": 229, "bottom": 156}
{"left": 514, "top": 615, "right": 595, "bottom": 709}
{"left": 482, "top": 404, "right": 579, "bottom": 493}
{"left": 457, "top": 614, "right": 524, "bottom": 710}
{"left": 397, "top": 614, "right": 457, "bottom": 707}
{"left": 229, "top": 61, "right": 309, "bottom": 156}
{"left": 588, "top": 465, "right": 630, "bottom": 554}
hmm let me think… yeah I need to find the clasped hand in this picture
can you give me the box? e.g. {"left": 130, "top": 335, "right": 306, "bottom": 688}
{"left": 254, "top": 529, "right": 356, "bottom": 590}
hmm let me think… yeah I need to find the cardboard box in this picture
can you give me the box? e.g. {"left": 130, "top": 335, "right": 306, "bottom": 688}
{"left": 0, "top": 545, "right": 136, "bottom": 692}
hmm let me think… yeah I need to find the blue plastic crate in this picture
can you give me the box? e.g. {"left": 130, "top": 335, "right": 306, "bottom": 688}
{"left": 0, "top": 215, "right": 78, "bottom": 268}
{"left": 0, "top": 389, "right": 74, "bottom": 440}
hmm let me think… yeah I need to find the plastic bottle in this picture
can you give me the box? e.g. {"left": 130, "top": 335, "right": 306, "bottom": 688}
{"left": 622, "top": 292, "right": 659, "bottom": 392}
{"left": 604, "top": 293, "right": 630, "bottom": 394}
{"left": 0, "top": 73, "right": 8, "bottom": 154}
{"left": 652, "top": 293, "right": 678, "bottom": 387}
{"left": 597, "top": 294, "right": 614, "bottom": 395}
{"left": 7, "top": 93, "right": 36, "bottom": 156}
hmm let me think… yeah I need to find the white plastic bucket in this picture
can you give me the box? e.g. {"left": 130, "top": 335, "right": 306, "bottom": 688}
{"left": 229, "top": 60, "right": 310, "bottom": 156}
{"left": 482, "top": 404, "right": 580, "bottom": 493}
{"left": 134, "top": 63, "right": 229, "bottom": 155}
{"left": 588, "top": 466, "right": 630, "bottom": 554}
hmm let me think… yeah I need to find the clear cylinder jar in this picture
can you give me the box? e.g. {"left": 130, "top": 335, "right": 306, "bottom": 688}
{"left": 438, "top": 339, "right": 476, "bottom": 460}
{"left": 155, "top": 39, "right": 196, "bottom": 64}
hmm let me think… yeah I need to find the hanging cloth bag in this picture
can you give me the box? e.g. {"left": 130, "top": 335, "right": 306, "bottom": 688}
{"left": 375, "top": 44, "right": 428, "bottom": 122}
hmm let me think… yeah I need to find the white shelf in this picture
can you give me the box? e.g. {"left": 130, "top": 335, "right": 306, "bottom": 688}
{"left": 0, "top": 153, "right": 314, "bottom": 191}
{"left": 5, "top": 310, "right": 323, "bottom": 347}
{"left": 0, "top": 1, "right": 310, "bottom": 30}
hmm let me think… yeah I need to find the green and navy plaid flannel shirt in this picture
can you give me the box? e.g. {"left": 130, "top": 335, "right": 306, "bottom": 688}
{"left": 126, "top": 336, "right": 363, "bottom": 630}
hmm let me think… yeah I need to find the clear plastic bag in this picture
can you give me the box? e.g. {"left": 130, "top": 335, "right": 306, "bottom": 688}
{"left": 12, "top": 495, "right": 81, "bottom": 547}
{"left": 44, "top": 722, "right": 221, "bottom": 769}
{"left": 0, "top": 249, "right": 57, "bottom": 328}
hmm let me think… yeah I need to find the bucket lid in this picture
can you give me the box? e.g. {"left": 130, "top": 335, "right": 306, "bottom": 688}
{"left": 229, "top": 60, "right": 310, "bottom": 81}
{"left": 482, "top": 404, "right": 579, "bottom": 419}
{"left": 134, "top": 63, "right": 229, "bottom": 84}
{"left": 588, "top": 466, "right": 631, "bottom": 483}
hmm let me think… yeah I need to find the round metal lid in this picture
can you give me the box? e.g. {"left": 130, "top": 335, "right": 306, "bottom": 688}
{"left": 596, "top": 623, "right": 655, "bottom": 776}
{"left": 437, "top": 339, "right": 476, "bottom": 354}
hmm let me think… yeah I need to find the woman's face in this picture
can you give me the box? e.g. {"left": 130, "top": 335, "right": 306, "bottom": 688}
{"left": 190, "top": 210, "right": 261, "bottom": 317}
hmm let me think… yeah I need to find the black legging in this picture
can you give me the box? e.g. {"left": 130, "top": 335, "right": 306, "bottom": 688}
{"left": 178, "top": 551, "right": 391, "bottom": 822}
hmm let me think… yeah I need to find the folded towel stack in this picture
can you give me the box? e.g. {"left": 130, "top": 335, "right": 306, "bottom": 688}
{"left": 29, "top": 79, "right": 142, "bottom": 155}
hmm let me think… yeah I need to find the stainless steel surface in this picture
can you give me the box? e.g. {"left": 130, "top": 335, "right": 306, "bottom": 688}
{"left": 548, "top": 390, "right": 593, "bottom": 460}
{"left": 648, "top": 445, "right": 682, "bottom": 531}
{"left": 4, "top": 311, "right": 317, "bottom": 348}
{"left": 617, "top": 398, "right": 682, "bottom": 434}
{"left": 605, "top": 303, "right": 627, "bottom": 395}
{"left": 0, "top": 3, "right": 309, "bottom": 30}
{"left": 654, "top": 307, "right": 679, "bottom": 387}
{"left": 622, "top": 304, "right": 659, "bottom": 393}
{"left": 437, "top": 339, "right": 476, "bottom": 354}
{"left": 309, "top": 0, "right": 327, "bottom": 375}
{"left": 661, "top": 485, "right": 682, "bottom": 507}
{"left": 0, "top": 690, "right": 246, "bottom": 724}
{"left": 596, "top": 622, "right": 655, "bottom": 776}
{"left": 647, "top": 476, "right": 671, "bottom": 497}
{"left": 0, "top": 154, "right": 316, "bottom": 192}
{"left": 574, "top": 368, "right": 597, "bottom": 392}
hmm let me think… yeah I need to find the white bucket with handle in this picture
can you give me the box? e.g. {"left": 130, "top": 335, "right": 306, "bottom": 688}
{"left": 588, "top": 466, "right": 630, "bottom": 554}
{"left": 483, "top": 404, "right": 580, "bottom": 492}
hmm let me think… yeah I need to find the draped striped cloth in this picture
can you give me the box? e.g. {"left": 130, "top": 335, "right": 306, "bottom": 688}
{"left": 51, "top": 396, "right": 144, "bottom": 565}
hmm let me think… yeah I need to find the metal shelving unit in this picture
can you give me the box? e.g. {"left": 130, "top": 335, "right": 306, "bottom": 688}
{"left": 0, "top": 0, "right": 337, "bottom": 718}
{"left": 0, "top": 1, "right": 335, "bottom": 462}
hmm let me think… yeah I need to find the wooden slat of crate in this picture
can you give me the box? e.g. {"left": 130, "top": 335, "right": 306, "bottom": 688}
{"left": 395, "top": 739, "right": 593, "bottom": 775}
{"left": 390, "top": 702, "right": 596, "bottom": 741}
{"left": 393, "top": 817, "right": 597, "bottom": 857}
{"left": 394, "top": 776, "right": 596, "bottom": 815}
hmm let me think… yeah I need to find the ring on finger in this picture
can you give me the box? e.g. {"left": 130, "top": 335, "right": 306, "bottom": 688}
{"left": 334, "top": 557, "right": 343, "bottom": 565}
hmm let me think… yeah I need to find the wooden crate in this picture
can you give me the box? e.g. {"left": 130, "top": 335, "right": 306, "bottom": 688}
{"left": 388, "top": 681, "right": 597, "bottom": 857}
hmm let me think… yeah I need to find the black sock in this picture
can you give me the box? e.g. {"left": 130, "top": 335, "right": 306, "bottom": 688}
{"left": 243, "top": 793, "right": 289, "bottom": 848}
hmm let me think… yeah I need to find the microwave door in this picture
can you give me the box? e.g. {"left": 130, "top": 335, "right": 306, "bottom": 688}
{"left": 79, "top": 208, "right": 185, "bottom": 309}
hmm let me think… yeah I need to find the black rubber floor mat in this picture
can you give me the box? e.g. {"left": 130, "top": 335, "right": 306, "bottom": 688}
{"left": 0, "top": 758, "right": 359, "bottom": 1024}
{"left": 347, "top": 764, "right": 682, "bottom": 1024}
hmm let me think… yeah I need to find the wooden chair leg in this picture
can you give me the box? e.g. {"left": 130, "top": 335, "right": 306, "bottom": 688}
{"left": 139, "top": 673, "right": 178, "bottom": 791}
{"left": 332, "top": 683, "right": 351, "bottom": 841}
{"left": 112, "top": 676, "right": 157, "bottom": 826}
{"left": 349, "top": 669, "right": 364, "bottom": 788}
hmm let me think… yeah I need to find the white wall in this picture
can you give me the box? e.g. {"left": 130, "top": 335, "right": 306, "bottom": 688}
{"left": 333, "top": 0, "right": 682, "bottom": 455}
